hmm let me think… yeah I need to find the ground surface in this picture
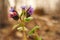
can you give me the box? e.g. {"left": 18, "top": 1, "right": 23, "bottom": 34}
{"left": 0, "top": 9, "right": 60, "bottom": 40}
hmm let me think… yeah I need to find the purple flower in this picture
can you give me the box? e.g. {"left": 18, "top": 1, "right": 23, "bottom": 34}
{"left": 9, "top": 7, "right": 19, "bottom": 20}
{"left": 10, "top": 7, "right": 15, "bottom": 12}
{"left": 21, "top": 6, "right": 33, "bottom": 17}
{"left": 21, "top": 6, "right": 26, "bottom": 10}
{"left": 27, "top": 7, "right": 33, "bottom": 15}
{"left": 9, "top": 12, "right": 19, "bottom": 20}
{"left": 26, "top": 7, "right": 33, "bottom": 17}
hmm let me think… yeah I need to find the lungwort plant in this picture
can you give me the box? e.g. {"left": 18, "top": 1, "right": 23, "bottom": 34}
{"left": 8, "top": 6, "right": 42, "bottom": 40}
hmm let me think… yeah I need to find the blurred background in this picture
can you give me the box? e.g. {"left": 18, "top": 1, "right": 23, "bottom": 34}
{"left": 0, "top": 0, "right": 60, "bottom": 40}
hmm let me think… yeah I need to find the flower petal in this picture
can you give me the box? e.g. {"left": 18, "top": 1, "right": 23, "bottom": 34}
{"left": 9, "top": 7, "right": 16, "bottom": 12}
{"left": 21, "top": 6, "right": 26, "bottom": 10}
{"left": 27, "top": 7, "right": 33, "bottom": 15}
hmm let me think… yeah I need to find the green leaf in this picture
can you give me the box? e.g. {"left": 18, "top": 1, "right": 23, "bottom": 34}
{"left": 28, "top": 25, "right": 39, "bottom": 35}
{"left": 12, "top": 24, "right": 20, "bottom": 30}
{"left": 17, "top": 27, "right": 23, "bottom": 31}
{"left": 35, "top": 36, "right": 42, "bottom": 40}
{"left": 39, "top": 36, "right": 42, "bottom": 40}
{"left": 17, "top": 26, "right": 28, "bottom": 31}
{"left": 35, "top": 36, "right": 39, "bottom": 40}
{"left": 24, "top": 17, "right": 33, "bottom": 22}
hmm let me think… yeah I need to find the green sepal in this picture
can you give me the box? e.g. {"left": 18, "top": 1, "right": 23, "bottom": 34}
{"left": 24, "top": 17, "right": 33, "bottom": 22}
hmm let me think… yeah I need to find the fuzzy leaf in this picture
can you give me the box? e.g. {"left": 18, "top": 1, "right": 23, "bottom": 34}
{"left": 39, "top": 36, "right": 42, "bottom": 40}
{"left": 12, "top": 24, "right": 20, "bottom": 30}
{"left": 35, "top": 36, "right": 42, "bottom": 40}
{"left": 35, "top": 36, "right": 39, "bottom": 40}
{"left": 17, "top": 27, "right": 28, "bottom": 31}
{"left": 28, "top": 25, "right": 39, "bottom": 35}
{"left": 17, "top": 27, "right": 23, "bottom": 31}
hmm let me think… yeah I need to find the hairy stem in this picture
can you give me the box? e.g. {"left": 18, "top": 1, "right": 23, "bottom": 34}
{"left": 20, "top": 19, "right": 27, "bottom": 40}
